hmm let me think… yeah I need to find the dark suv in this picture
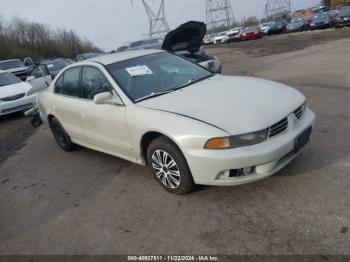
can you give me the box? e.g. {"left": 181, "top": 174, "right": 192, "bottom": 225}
{"left": 335, "top": 7, "right": 350, "bottom": 28}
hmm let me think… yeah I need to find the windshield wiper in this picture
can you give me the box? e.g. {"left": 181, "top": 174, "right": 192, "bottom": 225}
{"left": 173, "top": 74, "right": 214, "bottom": 91}
{"left": 135, "top": 90, "right": 175, "bottom": 103}
{"left": 135, "top": 74, "right": 214, "bottom": 103}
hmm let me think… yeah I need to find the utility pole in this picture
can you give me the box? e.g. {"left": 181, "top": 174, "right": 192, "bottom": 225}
{"left": 206, "top": 0, "right": 235, "bottom": 31}
{"left": 265, "top": 0, "right": 291, "bottom": 20}
{"left": 140, "top": 0, "right": 170, "bottom": 39}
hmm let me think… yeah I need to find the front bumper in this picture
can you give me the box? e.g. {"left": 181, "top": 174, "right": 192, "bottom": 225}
{"left": 286, "top": 27, "right": 303, "bottom": 32}
{"left": 0, "top": 94, "right": 36, "bottom": 116}
{"left": 336, "top": 20, "right": 350, "bottom": 27}
{"left": 311, "top": 23, "right": 330, "bottom": 30}
{"left": 184, "top": 108, "right": 315, "bottom": 186}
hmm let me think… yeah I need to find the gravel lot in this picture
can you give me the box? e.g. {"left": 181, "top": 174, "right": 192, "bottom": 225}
{"left": 0, "top": 28, "right": 350, "bottom": 255}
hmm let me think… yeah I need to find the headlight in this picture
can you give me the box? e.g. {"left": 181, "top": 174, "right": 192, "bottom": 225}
{"left": 205, "top": 129, "right": 268, "bottom": 150}
{"left": 26, "top": 87, "right": 37, "bottom": 96}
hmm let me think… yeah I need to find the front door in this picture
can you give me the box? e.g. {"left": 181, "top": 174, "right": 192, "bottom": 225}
{"left": 79, "top": 66, "right": 134, "bottom": 159}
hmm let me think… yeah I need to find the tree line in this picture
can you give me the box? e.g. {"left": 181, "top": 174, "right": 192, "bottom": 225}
{"left": 0, "top": 14, "right": 101, "bottom": 61}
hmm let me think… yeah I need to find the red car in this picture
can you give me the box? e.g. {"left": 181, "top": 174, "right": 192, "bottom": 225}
{"left": 241, "top": 26, "right": 263, "bottom": 40}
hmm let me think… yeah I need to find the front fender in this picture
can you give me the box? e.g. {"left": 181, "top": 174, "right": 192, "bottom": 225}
{"left": 126, "top": 105, "right": 228, "bottom": 159}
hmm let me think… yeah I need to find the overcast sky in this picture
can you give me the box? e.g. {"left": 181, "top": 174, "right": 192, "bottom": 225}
{"left": 0, "top": 0, "right": 320, "bottom": 51}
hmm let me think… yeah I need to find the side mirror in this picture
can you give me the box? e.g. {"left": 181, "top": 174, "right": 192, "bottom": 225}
{"left": 26, "top": 76, "right": 35, "bottom": 82}
{"left": 94, "top": 91, "right": 123, "bottom": 106}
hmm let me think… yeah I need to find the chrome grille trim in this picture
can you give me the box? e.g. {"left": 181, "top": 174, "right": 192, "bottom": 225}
{"left": 269, "top": 117, "right": 289, "bottom": 137}
{"left": 0, "top": 93, "right": 25, "bottom": 102}
{"left": 294, "top": 106, "right": 305, "bottom": 120}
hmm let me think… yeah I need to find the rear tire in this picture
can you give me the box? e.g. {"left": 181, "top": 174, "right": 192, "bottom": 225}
{"left": 49, "top": 117, "right": 76, "bottom": 152}
{"left": 147, "top": 136, "right": 195, "bottom": 194}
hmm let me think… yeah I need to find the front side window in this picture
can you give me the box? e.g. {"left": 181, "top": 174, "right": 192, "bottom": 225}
{"left": 82, "top": 67, "right": 113, "bottom": 100}
{"left": 0, "top": 72, "right": 21, "bottom": 87}
{"left": 106, "top": 52, "right": 212, "bottom": 102}
{"left": 55, "top": 67, "right": 81, "bottom": 98}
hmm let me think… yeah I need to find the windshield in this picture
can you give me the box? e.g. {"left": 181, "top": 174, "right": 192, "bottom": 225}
{"left": 313, "top": 15, "right": 329, "bottom": 22}
{"left": 44, "top": 60, "right": 69, "bottom": 73}
{"left": 78, "top": 53, "right": 101, "bottom": 61}
{"left": 0, "top": 72, "right": 21, "bottom": 87}
{"left": 106, "top": 52, "right": 213, "bottom": 102}
{"left": 290, "top": 19, "right": 303, "bottom": 23}
{"left": 0, "top": 60, "right": 25, "bottom": 70}
{"left": 339, "top": 7, "right": 350, "bottom": 16}
{"left": 217, "top": 32, "right": 226, "bottom": 36}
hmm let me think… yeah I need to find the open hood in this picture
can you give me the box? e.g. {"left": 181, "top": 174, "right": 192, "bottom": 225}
{"left": 162, "top": 21, "right": 206, "bottom": 53}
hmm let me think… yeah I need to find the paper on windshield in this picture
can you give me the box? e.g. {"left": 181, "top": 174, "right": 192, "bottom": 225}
{"left": 126, "top": 65, "right": 153, "bottom": 77}
{"left": 47, "top": 64, "right": 54, "bottom": 68}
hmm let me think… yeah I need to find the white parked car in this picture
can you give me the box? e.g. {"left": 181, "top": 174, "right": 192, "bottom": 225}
{"left": 0, "top": 66, "right": 52, "bottom": 116}
{"left": 0, "top": 71, "right": 34, "bottom": 115}
{"left": 214, "top": 31, "right": 228, "bottom": 44}
{"left": 203, "top": 34, "right": 216, "bottom": 45}
{"left": 260, "top": 22, "right": 274, "bottom": 35}
{"left": 37, "top": 50, "right": 315, "bottom": 194}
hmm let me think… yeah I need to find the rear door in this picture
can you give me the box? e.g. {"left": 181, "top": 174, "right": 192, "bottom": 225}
{"left": 51, "top": 67, "right": 85, "bottom": 141}
{"left": 79, "top": 66, "right": 134, "bottom": 158}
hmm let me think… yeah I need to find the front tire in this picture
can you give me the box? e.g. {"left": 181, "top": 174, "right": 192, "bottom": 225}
{"left": 49, "top": 117, "right": 76, "bottom": 152}
{"left": 147, "top": 136, "right": 195, "bottom": 194}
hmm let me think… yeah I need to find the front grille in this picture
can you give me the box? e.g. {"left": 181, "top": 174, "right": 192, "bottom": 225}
{"left": 294, "top": 106, "right": 305, "bottom": 120}
{"left": 269, "top": 117, "right": 289, "bottom": 137}
{"left": 0, "top": 93, "right": 25, "bottom": 102}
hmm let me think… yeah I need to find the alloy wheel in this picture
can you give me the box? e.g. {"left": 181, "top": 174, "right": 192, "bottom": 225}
{"left": 151, "top": 150, "right": 181, "bottom": 189}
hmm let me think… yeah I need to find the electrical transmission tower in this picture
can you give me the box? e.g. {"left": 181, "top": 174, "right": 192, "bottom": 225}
{"left": 206, "top": 0, "right": 235, "bottom": 31}
{"left": 140, "top": 0, "right": 170, "bottom": 39}
{"left": 265, "top": 0, "right": 291, "bottom": 20}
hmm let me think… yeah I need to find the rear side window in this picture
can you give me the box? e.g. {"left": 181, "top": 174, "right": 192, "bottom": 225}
{"left": 81, "top": 67, "right": 113, "bottom": 100}
{"left": 55, "top": 67, "right": 81, "bottom": 97}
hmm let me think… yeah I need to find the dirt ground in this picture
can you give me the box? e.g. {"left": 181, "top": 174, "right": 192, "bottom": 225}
{"left": 0, "top": 28, "right": 350, "bottom": 255}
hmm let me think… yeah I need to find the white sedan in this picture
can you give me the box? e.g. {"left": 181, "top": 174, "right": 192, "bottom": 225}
{"left": 214, "top": 31, "right": 228, "bottom": 44}
{"left": 0, "top": 67, "right": 52, "bottom": 116}
{"left": 0, "top": 70, "right": 36, "bottom": 116}
{"left": 37, "top": 50, "right": 315, "bottom": 194}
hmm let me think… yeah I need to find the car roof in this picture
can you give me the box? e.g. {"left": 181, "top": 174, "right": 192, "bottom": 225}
{"left": 0, "top": 59, "right": 21, "bottom": 63}
{"left": 41, "top": 59, "right": 67, "bottom": 64}
{"left": 86, "top": 49, "right": 164, "bottom": 65}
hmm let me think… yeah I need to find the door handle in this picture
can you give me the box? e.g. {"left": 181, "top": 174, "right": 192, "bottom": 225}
{"left": 81, "top": 112, "right": 87, "bottom": 118}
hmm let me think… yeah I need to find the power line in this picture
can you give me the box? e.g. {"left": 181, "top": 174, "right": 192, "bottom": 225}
{"left": 206, "top": 0, "right": 235, "bottom": 31}
{"left": 132, "top": 0, "right": 170, "bottom": 39}
{"left": 265, "top": 0, "right": 291, "bottom": 19}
